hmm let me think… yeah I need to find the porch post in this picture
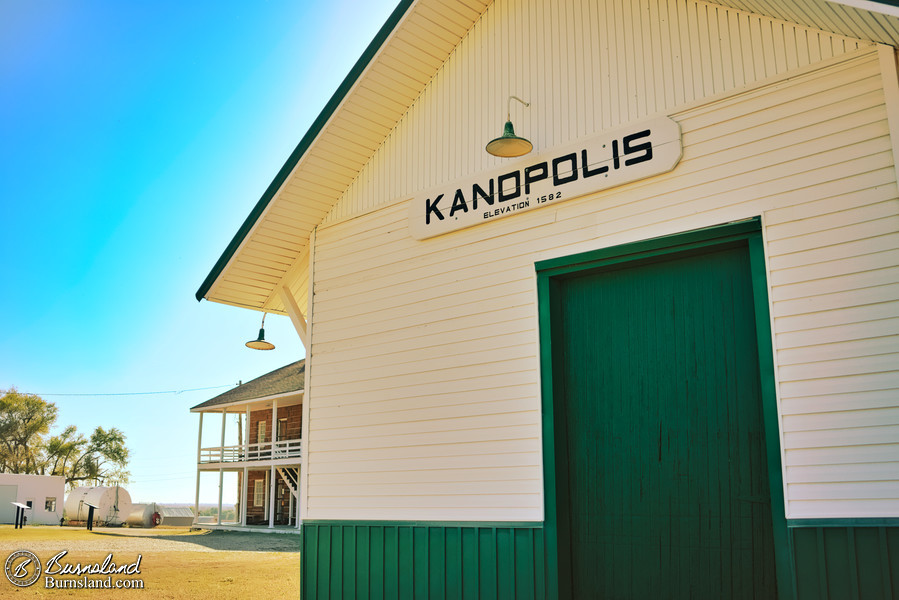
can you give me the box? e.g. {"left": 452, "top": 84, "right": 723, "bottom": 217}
{"left": 218, "top": 410, "right": 226, "bottom": 525}
{"left": 268, "top": 464, "right": 276, "bottom": 528}
{"left": 271, "top": 399, "right": 278, "bottom": 451}
{"left": 288, "top": 488, "right": 294, "bottom": 526}
{"left": 270, "top": 400, "right": 278, "bottom": 528}
{"left": 194, "top": 412, "right": 203, "bottom": 525}
{"left": 194, "top": 468, "right": 201, "bottom": 526}
{"left": 217, "top": 468, "right": 223, "bottom": 525}
{"left": 220, "top": 409, "right": 227, "bottom": 462}
{"left": 196, "top": 412, "right": 204, "bottom": 463}
{"left": 241, "top": 466, "right": 248, "bottom": 526}
{"left": 296, "top": 466, "right": 301, "bottom": 529}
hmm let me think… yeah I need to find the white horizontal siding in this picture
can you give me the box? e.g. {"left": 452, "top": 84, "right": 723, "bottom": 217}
{"left": 309, "top": 440, "right": 540, "bottom": 470}
{"left": 786, "top": 442, "right": 897, "bottom": 466}
{"left": 787, "top": 499, "right": 899, "bottom": 519}
{"left": 309, "top": 448, "right": 541, "bottom": 474}
{"left": 778, "top": 352, "right": 899, "bottom": 381}
{"left": 323, "top": 0, "right": 870, "bottom": 225}
{"left": 301, "top": 9, "right": 897, "bottom": 519}
{"left": 788, "top": 462, "right": 899, "bottom": 484}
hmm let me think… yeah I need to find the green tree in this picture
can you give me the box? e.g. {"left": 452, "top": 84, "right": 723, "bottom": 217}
{"left": 44, "top": 425, "right": 82, "bottom": 477}
{"left": 0, "top": 388, "right": 57, "bottom": 473}
{"left": 63, "top": 426, "right": 131, "bottom": 487}
{"left": 0, "top": 389, "right": 131, "bottom": 488}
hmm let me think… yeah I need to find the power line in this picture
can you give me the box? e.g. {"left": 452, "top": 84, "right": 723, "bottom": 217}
{"left": 129, "top": 475, "right": 197, "bottom": 483}
{"left": 21, "top": 384, "right": 236, "bottom": 397}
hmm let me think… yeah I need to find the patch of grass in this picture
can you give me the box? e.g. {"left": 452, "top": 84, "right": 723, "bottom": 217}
{"left": 0, "top": 527, "right": 99, "bottom": 543}
{"left": 0, "top": 526, "right": 203, "bottom": 543}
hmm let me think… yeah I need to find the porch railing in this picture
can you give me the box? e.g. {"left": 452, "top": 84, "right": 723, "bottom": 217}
{"left": 199, "top": 439, "right": 302, "bottom": 464}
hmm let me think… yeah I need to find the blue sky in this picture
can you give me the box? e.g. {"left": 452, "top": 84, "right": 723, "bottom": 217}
{"left": 0, "top": 0, "right": 398, "bottom": 504}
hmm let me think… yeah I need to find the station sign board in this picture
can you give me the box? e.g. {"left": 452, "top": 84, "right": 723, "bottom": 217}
{"left": 409, "top": 116, "right": 682, "bottom": 240}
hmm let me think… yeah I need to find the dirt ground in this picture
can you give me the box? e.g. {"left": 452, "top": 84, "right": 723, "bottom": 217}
{"left": 0, "top": 526, "right": 301, "bottom": 599}
{"left": 0, "top": 526, "right": 303, "bottom": 553}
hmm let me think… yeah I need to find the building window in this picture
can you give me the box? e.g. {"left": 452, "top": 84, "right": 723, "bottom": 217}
{"left": 45, "top": 497, "right": 56, "bottom": 512}
{"left": 278, "top": 418, "right": 287, "bottom": 441}
{"left": 26, "top": 500, "right": 32, "bottom": 509}
{"left": 257, "top": 421, "right": 266, "bottom": 444}
{"left": 254, "top": 480, "right": 264, "bottom": 507}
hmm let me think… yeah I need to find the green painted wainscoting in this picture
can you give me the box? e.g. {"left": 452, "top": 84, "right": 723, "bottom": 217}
{"left": 791, "top": 523, "right": 899, "bottom": 600}
{"left": 301, "top": 521, "right": 546, "bottom": 599}
{"left": 301, "top": 521, "right": 899, "bottom": 598}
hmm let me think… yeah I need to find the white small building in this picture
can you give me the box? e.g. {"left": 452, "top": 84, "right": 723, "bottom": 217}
{"left": 0, "top": 473, "right": 65, "bottom": 525}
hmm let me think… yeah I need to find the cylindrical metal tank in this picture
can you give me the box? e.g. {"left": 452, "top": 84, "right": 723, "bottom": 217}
{"left": 125, "top": 503, "right": 161, "bottom": 528}
{"left": 64, "top": 486, "right": 132, "bottom": 526}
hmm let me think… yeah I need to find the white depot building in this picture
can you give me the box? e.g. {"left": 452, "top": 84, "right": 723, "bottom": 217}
{"left": 194, "top": 1, "right": 899, "bottom": 598}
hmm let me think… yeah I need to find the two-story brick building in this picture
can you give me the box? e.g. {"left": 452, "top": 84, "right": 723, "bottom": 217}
{"left": 191, "top": 360, "right": 303, "bottom": 532}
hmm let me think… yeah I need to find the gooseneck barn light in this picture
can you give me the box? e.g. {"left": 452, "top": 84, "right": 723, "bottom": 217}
{"left": 485, "top": 95, "right": 533, "bottom": 158}
{"left": 246, "top": 313, "right": 275, "bottom": 350}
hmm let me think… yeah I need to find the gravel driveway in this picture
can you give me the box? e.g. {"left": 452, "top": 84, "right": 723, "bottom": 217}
{"left": 0, "top": 528, "right": 302, "bottom": 554}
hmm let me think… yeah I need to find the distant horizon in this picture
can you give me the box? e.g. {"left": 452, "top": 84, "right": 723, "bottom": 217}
{"left": 129, "top": 502, "right": 235, "bottom": 509}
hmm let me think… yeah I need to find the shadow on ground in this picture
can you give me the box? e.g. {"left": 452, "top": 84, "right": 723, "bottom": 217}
{"left": 91, "top": 529, "right": 302, "bottom": 553}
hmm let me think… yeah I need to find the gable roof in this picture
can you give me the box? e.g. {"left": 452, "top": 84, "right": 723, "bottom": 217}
{"left": 196, "top": 0, "right": 899, "bottom": 311}
{"left": 195, "top": 0, "right": 490, "bottom": 311}
{"left": 190, "top": 359, "right": 305, "bottom": 411}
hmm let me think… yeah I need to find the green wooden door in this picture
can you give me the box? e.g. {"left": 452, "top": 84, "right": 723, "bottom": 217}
{"left": 554, "top": 243, "right": 778, "bottom": 598}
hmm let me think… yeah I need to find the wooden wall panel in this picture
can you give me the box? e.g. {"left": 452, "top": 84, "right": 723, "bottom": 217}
{"left": 791, "top": 525, "right": 899, "bottom": 600}
{"left": 323, "top": 0, "right": 870, "bottom": 225}
{"left": 302, "top": 522, "right": 546, "bottom": 600}
{"left": 300, "top": 522, "right": 899, "bottom": 599}
{"left": 304, "top": 4, "right": 897, "bottom": 521}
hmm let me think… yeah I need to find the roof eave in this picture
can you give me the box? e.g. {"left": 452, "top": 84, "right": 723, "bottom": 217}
{"left": 196, "top": 0, "right": 416, "bottom": 303}
{"left": 190, "top": 389, "right": 304, "bottom": 413}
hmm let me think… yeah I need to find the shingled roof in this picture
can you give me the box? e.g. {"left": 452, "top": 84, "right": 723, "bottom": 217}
{"left": 191, "top": 360, "right": 305, "bottom": 411}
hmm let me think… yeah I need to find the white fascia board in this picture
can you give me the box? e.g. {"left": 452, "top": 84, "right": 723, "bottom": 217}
{"left": 828, "top": 0, "right": 899, "bottom": 18}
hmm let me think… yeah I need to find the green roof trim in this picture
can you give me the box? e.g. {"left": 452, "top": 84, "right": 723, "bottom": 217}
{"left": 195, "top": 0, "right": 416, "bottom": 303}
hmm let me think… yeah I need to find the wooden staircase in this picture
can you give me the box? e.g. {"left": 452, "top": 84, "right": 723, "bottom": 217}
{"left": 276, "top": 467, "right": 299, "bottom": 499}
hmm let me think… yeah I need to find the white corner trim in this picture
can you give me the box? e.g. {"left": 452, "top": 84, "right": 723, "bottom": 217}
{"left": 298, "top": 227, "right": 316, "bottom": 525}
{"left": 878, "top": 45, "right": 899, "bottom": 194}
